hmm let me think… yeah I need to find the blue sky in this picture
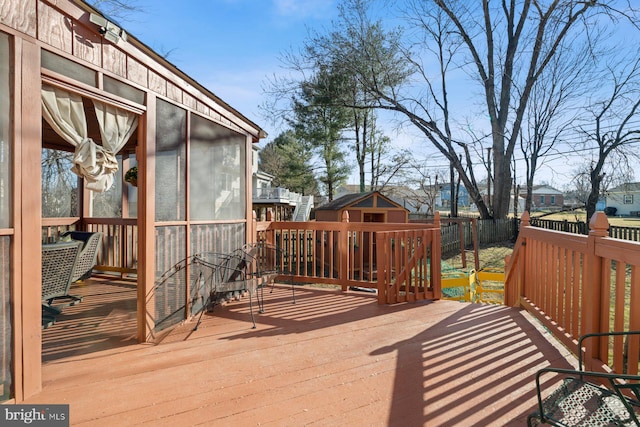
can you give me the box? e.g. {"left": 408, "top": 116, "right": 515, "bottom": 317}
{"left": 122, "top": 0, "right": 340, "bottom": 140}
{"left": 117, "top": 0, "right": 579, "bottom": 189}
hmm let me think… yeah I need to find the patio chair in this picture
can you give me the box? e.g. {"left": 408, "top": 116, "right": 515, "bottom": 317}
{"left": 61, "top": 231, "right": 103, "bottom": 282}
{"left": 239, "top": 242, "right": 294, "bottom": 313}
{"left": 42, "top": 241, "right": 83, "bottom": 328}
{"left": 528, "top": 330, "right": 640, "bottom": 426}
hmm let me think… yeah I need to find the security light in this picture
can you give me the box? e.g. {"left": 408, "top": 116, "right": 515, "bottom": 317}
{"left": 89, "top": 13, "right": 127, "bottom": 44}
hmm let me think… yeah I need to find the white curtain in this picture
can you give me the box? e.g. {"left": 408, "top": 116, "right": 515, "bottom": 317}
{"left": 41, "top": 85, "right": 138, "bottom": 192}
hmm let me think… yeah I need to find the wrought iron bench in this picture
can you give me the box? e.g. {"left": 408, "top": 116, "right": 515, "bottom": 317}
{"left": 42, "top": 241, "right": 83, "bottom": 328}
{"left": 193, "top": 244, "right": 291, "bottom": 330}
{"left": 239, "top": 242, "right": 294, "bottom": 312}
{"left": 528, "top": 330, "right": 640, "bottom": 426}
{"left": 153, "top": 245, "right": 292, "bottom": 333}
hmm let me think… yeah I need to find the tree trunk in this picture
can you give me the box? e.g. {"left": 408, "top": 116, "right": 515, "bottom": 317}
{"left": 586, "top": 168, "right": 604, "bottom": 224}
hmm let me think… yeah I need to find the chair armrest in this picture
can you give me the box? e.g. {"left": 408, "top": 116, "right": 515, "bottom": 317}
{"left": 578, "top": 330, "right": 640, "bottom": 371}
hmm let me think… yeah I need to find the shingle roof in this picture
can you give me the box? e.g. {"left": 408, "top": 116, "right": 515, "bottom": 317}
{"left": 608, "top": 182, "right": 640, "bottom": 193}
{"left": 315, "top": 192, "right": 377, "bottom": 211}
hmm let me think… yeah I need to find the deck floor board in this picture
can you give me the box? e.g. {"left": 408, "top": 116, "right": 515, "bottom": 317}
{"left": 30, "top": 275, "right": 575, "bottom": 426}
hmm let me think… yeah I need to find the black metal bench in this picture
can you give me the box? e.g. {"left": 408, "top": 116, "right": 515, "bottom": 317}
{"left": 528, "top": 331, "right": 640, "bottom": 426}
{"left": 190, "top": 244, "right": 287, "bottom": 328}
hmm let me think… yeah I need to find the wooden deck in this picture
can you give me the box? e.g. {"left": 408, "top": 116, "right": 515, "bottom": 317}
{"left": 30, "top": 275, "right": 575, "bottom": 426}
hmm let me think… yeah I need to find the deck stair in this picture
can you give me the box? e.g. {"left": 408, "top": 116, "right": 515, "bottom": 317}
{"left": 292, "top": 195, "right": 314, "bottom": 222}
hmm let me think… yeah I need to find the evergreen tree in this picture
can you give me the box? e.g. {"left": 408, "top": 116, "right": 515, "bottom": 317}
{"left": 259, "top": 130, "right": 318, "bottom": 196}
{"left": 290, "top": 68, "right": 351, "bottom": 201}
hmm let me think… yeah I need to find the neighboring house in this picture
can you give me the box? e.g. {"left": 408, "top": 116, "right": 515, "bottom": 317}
{"left": 606, "top": 183, "right": 640, "bottom": 216}
{"left": 438, "top": 183, "right": 470, "bottom": 208}
{"left": 1, "top": 1, "right": 266, "bottom": 401}
{"left": 520, "top": 185, "right": 564, "bottom": 211}
{"left": 251, "top": 146, "right": 313, "bottom": 221}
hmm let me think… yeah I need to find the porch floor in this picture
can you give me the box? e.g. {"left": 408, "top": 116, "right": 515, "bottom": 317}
{"left": 30, "top": 276, "right": 575, "bottom": 426}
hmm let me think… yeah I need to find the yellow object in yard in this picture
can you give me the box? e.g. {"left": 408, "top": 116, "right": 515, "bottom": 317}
{"left": 441, "top": 270, "right": 475, "bottom": 302}
{"left": 475, "top": 268, "right": 505, "bottom": 304}
{"left": 440, "top": 268, "right": 505, "bottom": 304}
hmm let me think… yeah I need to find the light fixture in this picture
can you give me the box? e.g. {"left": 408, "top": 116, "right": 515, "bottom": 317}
{"left": 89, "top": 13, "right": 127, "bottom": 44}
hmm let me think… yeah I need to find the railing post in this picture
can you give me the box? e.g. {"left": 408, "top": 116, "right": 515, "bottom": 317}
{"left": 432, "top": 211, "right": 442, "bottom": 299}
{"left": 252, "top": 210, "right": 257, "bottom": 244}
{"left": 458, "top": 219, "right": 466, "bottom": 268}
{"left": 505, "top": 211, "right": 528, "bottom": 307}
{"left": 339, "top": 211, "right": 349, "bottom": 291}
{"left": 583, "top": 211, "right": 609, "bottom": 370}
{"left": 376, "top": 231, "right": 387, "bottom": 304}
{"left": 471, "top": 217, "right": 479, "bottom": 271}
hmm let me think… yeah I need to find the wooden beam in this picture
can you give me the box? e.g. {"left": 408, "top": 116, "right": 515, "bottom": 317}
{"left": 19, "top": 37, "right": 43, "bottom": 400}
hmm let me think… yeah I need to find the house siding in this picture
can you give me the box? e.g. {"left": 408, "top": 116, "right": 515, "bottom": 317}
{"left": 606, "top": 192, "right": 640, "bottom": 216}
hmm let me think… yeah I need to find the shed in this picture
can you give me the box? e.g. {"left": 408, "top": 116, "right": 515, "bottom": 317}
{"left": 1, "top": 0, "right": 265, "bottom": 401}
{"left": 314, "top": 192, "right": 408, "bottom": 278}
{"left": 315, "top": 191, "right": 409, "bottom": 223}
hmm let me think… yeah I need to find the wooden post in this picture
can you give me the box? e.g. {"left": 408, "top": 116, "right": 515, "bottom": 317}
{"left": 432, "top": 211, "right": 442, "bottom": 299}
{"left": 504, "top": 212, "right": 528, "bottom": 307}
{"left": 583, "top": 211, "right": 609, "bottom": 370}
{"left": 518, "top": 211, "right": 529, "bottom": 305}
{"left": 471, "top": 217, "right": 479, "bottom": 271}
{"left": 376, "top": 231, "right": 387, "bottom": 304}
{"left": 141, "top": 93, "right": 157, "bottom": 343}
{"left": 458, "top": 219, "right": 466, "bottom": 268}
{"left": 17, "top": 37, "right": 43, "bottom": 400}
{"left": 252, "top": 210, "right": 257, "bottom": 243}
{"left": 339, "top": 211, "right": 349, "bottom": 291}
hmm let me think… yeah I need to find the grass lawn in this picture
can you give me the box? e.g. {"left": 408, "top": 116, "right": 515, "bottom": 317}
{"left": 442, "top": 241, "right": 514, "bottom": 272}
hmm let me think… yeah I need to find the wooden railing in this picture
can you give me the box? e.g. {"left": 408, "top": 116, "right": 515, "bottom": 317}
{"left": 85, "top": 218, "right": 138, "bottom": 274}
{"left": 44, "top": 213, "right": 443, "bottom": 305}
{"left": 256, "top": 212, "right": 442, "bottom": 304}
{"left": 376, "top": 224, "right": 442, "bottom": 304}
{"left": 505, "top": 211, "right": 640, "bottom": 374}
{"left": 42, "top": 218, "right": 137, "bottom": 274}
{"left": 42, "top": 217, "right": 80, "bottom": 243}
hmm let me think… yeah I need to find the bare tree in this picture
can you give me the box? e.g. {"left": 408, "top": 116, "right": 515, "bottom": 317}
{"left": 41, "top": 149, "right": 78, "bottom": 217}
{"left": 520, "top": 36, "right": 597, "bottom": 213}
{"left": 575, "top": 54, "right": 640, "bottom": 222}
{"left": 87, "top": 0, "right": 142, "bottom": 23}
{"left": 304, "top": 0, "right": 632, "bottom": 219}
{"left": 392, "top": 164, "right": 445, "bottom": 216}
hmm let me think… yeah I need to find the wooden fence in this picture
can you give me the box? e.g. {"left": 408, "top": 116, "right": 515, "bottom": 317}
{"left": 438, "top": 218, "right": 516, "bottom": 255}
{"left": 505, "top": 211, "right": 640, "bottom": 376}
{"left": 529, "top": 217, "right": 640, "bottom": 242}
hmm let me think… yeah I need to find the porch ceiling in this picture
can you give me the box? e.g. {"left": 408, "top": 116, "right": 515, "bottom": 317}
{"left": 31, "top": 277, "right": 574, "bottom": 426}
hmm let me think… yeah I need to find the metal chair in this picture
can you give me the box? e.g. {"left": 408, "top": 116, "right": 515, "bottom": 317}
{"left": 528, "top": 330, "right": 640, "bottom": 426}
